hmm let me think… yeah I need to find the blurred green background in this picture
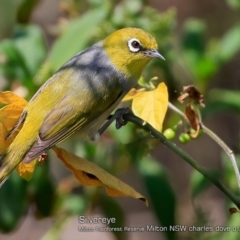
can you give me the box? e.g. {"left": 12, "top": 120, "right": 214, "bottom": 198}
{"left": 0, "top": 0, "right": 240, "bottom": 239}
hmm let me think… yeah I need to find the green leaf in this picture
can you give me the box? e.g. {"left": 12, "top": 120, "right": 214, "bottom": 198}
{"left": 98, "top": 193, "right": 125, "bottom": 240}
{"left": 218, "top": 24, "right": 240, "bottom": 63}
{"left": 205, "top": 89, "right": 240, "bottom": 116}
{"left": 210, "top": 89, "right": 240, "bottom": 108}
{"left": 17, "top": 0, "right": 40, "bottom": 23}
{"left": 48, "top": 9, "right": 107, "bottom": 71}
{"left": 226, "top": 0, "right": 240, "bottom": 11}
{"left": 34, "top": 177, "right": 55, "bottom": 217}
{"left": 27, "top": 160, "right": 55, "bottom": 217}
{"left": 221, "top": 213, "right": 240, "bottom": 239}
{"left": 0, "top": 40, "right": 31, "bottom": 80}
{"left": 138, "top": 157, "right": 176, "bottom": 240}
{"left": 14, "top": 25, "right": 46, "bottom": 77}
{"left": 182, "top": 19, "right": 206, "bottom": 53}
{"left": 0, "top": 171, "right": 28, "bottom": 232}
{"left": 190, "top": 170, "right": 220, "bottom": 198}
{"left": 0, "top": 25, "right": 46, "bottom": 91}
{"left": 193, "top": 56, "right": 217, "bottom": 80}
{"left": 108, "top": 121, "right": 134, "bottom": 144}
{"left": 122, "top": 138, "right": 151, "bottom": 164}
{"left": 221, "top": 153, "right": 240, "bottom": 193}
{"left": 0, "top": 0, "right": 21, "bottom": 39}
{"left": 58, "top": 195, "right": 87, "bottom": 215}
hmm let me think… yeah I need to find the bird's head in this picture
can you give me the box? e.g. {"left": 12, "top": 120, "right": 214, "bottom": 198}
{"left": 103, "top": 28, "right": 164, "bottom": 80}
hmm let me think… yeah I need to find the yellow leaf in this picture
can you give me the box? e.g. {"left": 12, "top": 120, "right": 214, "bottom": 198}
{"left": 0, "top": 91, "right": 34, "bottom": 179}
{"left": 132, "top": 82, "right": 168, "bottom": 132}
{"left": 122, "top": 88, "right": 145, "bottom": 102}
{"left": 53, "top": 147, "right": 147, "bottom": 205}
{"left": 17, "top": 160, "right": 37, "bottom": 180}
{"left": 0, "top": 104, "right": 24, "bottom": 153}
{"left": 0, "top": 91, "right": 28, "bottom": 109}
{"left": 0, "top": 91, "right": 27, "bottom": 153}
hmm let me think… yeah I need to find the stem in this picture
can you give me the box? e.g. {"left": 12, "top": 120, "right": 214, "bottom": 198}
{"left": 168, "top": 102, "right": 185, "bottom": 118}
{"left": 201, "top": 123, "right": 240, "bottom": 192}
{"left": 123, "top": 112, "right": 240, "bottom": 209}
{"left": 169, "top": 102, "right": 240, "bottom": 194}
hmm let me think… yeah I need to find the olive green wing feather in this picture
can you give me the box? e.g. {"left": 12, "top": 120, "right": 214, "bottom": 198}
{"left": 24, "top": 85, "right": 123, "bottom": 163}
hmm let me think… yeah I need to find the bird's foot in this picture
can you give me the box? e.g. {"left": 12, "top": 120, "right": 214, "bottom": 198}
{"left": 114, "top": 107, "right": 130, "bottom": 129}
{"left": 91, "top": 108, "right": 130, "bottom": 141}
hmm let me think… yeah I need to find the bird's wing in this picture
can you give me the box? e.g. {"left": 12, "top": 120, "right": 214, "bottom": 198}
{"left": 24, "top": 84, "right": 123, "bottom": 163}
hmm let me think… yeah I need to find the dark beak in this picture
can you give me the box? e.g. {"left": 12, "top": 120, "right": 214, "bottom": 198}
{"left": 143, "top": 49, "right": 165, "bottom": 60}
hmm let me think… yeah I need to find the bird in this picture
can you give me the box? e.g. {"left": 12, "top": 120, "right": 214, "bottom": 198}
{"left": 0, "top": 27, "right": 164, "bottom": 186}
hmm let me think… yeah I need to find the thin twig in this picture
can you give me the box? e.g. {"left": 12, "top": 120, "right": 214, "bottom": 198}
{"left": 169, "top": 102, "right": 240, "bottom": 194}
{"left": 168, "top": 102, "right": 185, "bottom": 118}
{"left": 201, "top": 123, "right": 240, "bottom": 191}
{"left": 123, "top": 112, "right": 240, "bottom": 209}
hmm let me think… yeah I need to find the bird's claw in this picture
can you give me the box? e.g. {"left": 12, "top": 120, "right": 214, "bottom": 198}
{"left": 115, "top": 108, "right": 130, "bottom": 129}
{"left": 93, "top": 107, "right": 130, "bottom": 140}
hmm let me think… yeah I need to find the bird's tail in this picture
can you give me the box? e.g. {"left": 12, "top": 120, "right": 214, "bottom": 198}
{"left": 0, "top": 133, "right": 35, "bottom": 187}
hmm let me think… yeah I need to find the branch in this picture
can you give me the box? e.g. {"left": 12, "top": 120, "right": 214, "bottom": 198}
{"left": 123, "top": 112, "right": 240, "bottom": 209}
{"left": 169, "top": 102, "right": 240, "bottom": 193}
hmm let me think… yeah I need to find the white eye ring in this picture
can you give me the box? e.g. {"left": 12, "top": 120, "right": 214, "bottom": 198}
{"left": 128, "top": 38, "right": 141, "bottom": 52}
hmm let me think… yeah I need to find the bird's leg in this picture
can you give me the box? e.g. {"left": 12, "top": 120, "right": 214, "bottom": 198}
{"left": 91, "top": 108, "right": 130, "bottom": 141}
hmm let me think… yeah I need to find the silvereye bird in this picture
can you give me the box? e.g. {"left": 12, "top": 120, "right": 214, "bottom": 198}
{"left": 0, "top": 27, "right": 164, "bottom": 186}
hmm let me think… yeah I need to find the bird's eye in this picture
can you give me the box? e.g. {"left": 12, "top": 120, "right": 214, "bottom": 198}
{"left": 131, "top": 41, "right": 140, "bottom": 48}
{"left": 128, "top": 38, "right": 141, "bottom": 53}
